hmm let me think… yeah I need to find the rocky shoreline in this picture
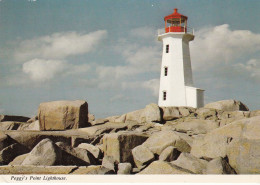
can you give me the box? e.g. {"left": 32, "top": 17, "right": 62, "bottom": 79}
{"left": 1, "top": 99, "right": 260, "bottom": 174}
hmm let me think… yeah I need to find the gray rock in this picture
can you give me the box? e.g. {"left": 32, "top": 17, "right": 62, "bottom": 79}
{"left": 161, "top": 107, "right": 181, "bottom": 121}
{"left": 171, "top": 153, "right": 208, "bottom": 174}
{"left": 196, "top": 108, "right": 218, "bottom": 120}
{"left": 125, "top": 109, "right": 145, "bottom": 124}
{"left": 38, "top": 100, "right": 89, "bottom": 130}
{"left": 0, "top": 143, "right": 29, "bottom": 165}
{"left": 117, "top": 163, "right": 132, "bottom": 174}
{"left": 22, "top": 138, "right": 62, "bottom": 166}
{"left": 77, "top": 143, "right": 102, "bottom": 159}
{"left": 9, "top": 154, "right": 29, "bottom": 165}
{"left": 132, "top": 145, "right": 154, "bottom": 169}
{"left": 205, "top": 100, "right": 249, "bottom": 111}
{"left": 178, "top": 107, "right": 191, "bottom": 117}
{"left": 142, "top": 130, "right": 191, "bottom": 155}
{"left": 144, "top": 103, "right": 161, "bottom": 123}
{"left": 205, "top": 157, "right": 236, "bottom": 174}
{"left": 159, "top": 146, "right": 180, "bottom": 162}
{"left": 138, "top": 161, "right": 194, "bottom": 174}
{"left": 102, "top": 155, "right": 117, "bottom": 171}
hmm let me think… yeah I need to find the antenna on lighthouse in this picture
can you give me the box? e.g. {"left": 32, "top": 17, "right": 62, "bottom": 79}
{"left": 157, "top": 8, "right": 204, "bottom": 108}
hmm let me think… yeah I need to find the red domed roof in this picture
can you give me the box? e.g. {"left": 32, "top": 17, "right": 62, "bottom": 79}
{"left": 164, "top": 8, "right": 188, "bottom": 21}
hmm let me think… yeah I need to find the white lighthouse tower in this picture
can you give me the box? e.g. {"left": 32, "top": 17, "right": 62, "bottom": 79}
{"left": 158, "top": 8, "right": 204, "bottom": 108}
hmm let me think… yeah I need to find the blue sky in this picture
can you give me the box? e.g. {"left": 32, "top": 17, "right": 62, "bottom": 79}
{"left": 0, "top": 0, "right": 260, "bottom": 118}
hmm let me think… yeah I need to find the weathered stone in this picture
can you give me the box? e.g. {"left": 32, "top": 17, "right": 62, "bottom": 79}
{"left": 0, "top": 165, "right": 78, "bottom": 174}
{"left": 250, "top": 110, "right": 260, "bottom": 117}
{"left": 77, "top": 143, "right": 102, "bottom": 159}
{"left": 142, "top": 130, "right": 191, "bottom": 155}
{"left": 144, "top": 103, "right": 161, "bottom": 123}
{"left": 138, "top": 161, "right": 194, "bottom": 174}
{"left": 166, "top": 119, "right": 219, "bottom": 135}
{"left": 22, "top": 138, "right": 62, "bottom": 166}
{"left": 227, "top": 139, "right": 260, "bottom": 174}
{"left": 90, "top": 118, "right": 109, "bottom": 126}
{"left": 171, "top": 153, "right": 208, "bottom": 174}
{"left": 132, "top": 145, "right": 154, "bottom": 169}
{"left": 38, "top": 100, "right": 89, "bottom": 130}
{"left": 117, "top": 163, "right": 132, "bottom": 174}
{"left": 71, "top": 165, "right": 114, "bottom": 174}
{"left": 0, "top": 121, "right": 26, "bottom": 131}
{"left": 56, "top": 142, "right": 96, "bottom": 166}
{"left": 0, "top": 115, "right": 30, "bottom": 122}
{"left": 0, "top": 132, "right": 12, "bottom": 151}
{"left": 102, "top": 155, "right": 117, "bottom": 171}
{"left": 196, "top": 108, "right": 218, "bottom": 120}
{"left": 18, "top": 120, "right": 40, "bottom": 131}
{"left": 0, "top": 143, "right": 29, "bottom": 165}
{"left": 125, "top": 109, "right": 145, "bottom": 124}
{"left": 27, "top": 116, "right": 38, "bottom": 123}
{"left": 88, "top": 113, "right": 95, "bottom": 122}
{"left": 114, "top": 114, "right": 126, "bottom": 123}
{"left": 191, "top": 116, "right": 260, "bottom": 160}
{"left": 178, "top": 107, "right": 191, "bottom": 117}
{"left": 9, "top": 154, "right": 29, "bottom": 165}
{"left": 105, "top": 116, "right": 120, "bottom": 122}
{"left": 159, "top": 146, "right": 180, "bottom": 162}
{"left": 161, "top": 107, "right": 180, "bottom": 121}
{"left": 205, "top": 100, "right": 249, "bottom": 111}
{"left": 103, "top": 132, "right": 148, "bottom": 164}
{"left": 205, "top": 157, "right": 236, "bottom": 174}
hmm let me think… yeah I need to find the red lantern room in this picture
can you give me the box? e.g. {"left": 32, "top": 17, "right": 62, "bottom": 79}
{"left": 164, "top": 8, "right": 188, "bottom": 33}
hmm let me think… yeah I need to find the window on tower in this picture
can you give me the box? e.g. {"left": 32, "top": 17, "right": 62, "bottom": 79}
{"left": 166, "top": 45, "right": 169, "bottom": 53}
{"left": 164, "top": 67, "right": 168, "bottom": 76}
{"left": 163, "top": 91, "right": 167, "bottom": 101}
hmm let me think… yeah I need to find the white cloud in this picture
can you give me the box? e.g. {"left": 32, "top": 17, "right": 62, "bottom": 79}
{"left": 235, "top": 59, "right": 260, "bottom": 80}
{"left": 15, "top": 30, "right": 107, "bottom": 61}
{"left": 142, "top": 78, "right": 160, "bottom": 96}
{"left": 191, "top": 24, "right": 260, "bottom": 70}
{"left": 22, "top": 58, "right": 66, "bottom": 82}
{"left": 22, "top": 58, "right": 90, "bottom": 82}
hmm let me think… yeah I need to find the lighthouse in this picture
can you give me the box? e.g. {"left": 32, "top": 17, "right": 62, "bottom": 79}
{"left": 158, "top": 8, "right": 204, "bottom": 108}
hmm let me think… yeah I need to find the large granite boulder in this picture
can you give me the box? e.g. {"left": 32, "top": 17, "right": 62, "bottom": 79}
{"left": 205, "top": 157, "right": 236, "bottom": 174}
{"left": 142, "top": 130, "right": 191, "bottom": 155}
{"left": 0, "top": 132, "right": 12, "bottom": 151}
{"left": 205, "top": 100, "right": 249, "bottom": 111}
{"left": 103, "top": 132, "right": 148, "bottom": 164}
{"left": 138, "top": 161, "right": 193, "bottom": 174}
{"left": 144, "top": 103, "right": 161, "bottom": 123}
{"left": 22, "top": 138, "right": 62, "bottom": 166}
{"left": 0, "top": 115, "right": 30, "bottom": 122}
{"left": 117, "top": 163, "right": 132, "bottom": 174}
{"left": 38, "top": 100, "right": 89, "bottom": 130}
{"left": 132, "top": 145, "right": 154, "bottom": 169}
{"left": 171, "top": 153, "right": 208, "bottom": 174}
{"left": 159, "top": 146, "right": 180, "bottom": 162}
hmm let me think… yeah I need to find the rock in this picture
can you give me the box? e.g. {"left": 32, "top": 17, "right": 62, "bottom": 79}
{"left": 205, "top": 157, "right": 236, "bottom": 174}
{"left": 250, "top": 110, "right": 260, "bottom": 117}
{"left": 138, "top": 161, "right": 194, "bottom": 174}
{"left": 196, "top": 108, "right": 218, "bottom": 120}
{"left": 0, "top": 165, "right": 78, "bottom": 174}
{"left": 71, "top": 165, "right": 114, "bottom": 174}
{"left": 9, "top": 154, "right": 29, "bottom": 165}
{"left": 205, "top": 100, "right": 249, "bottom": 111}
{"left": 227, "top": 139, "right": 260, "bottom": 174}
{"left": 90, "top": 118, "right": 109, "bottom": 126}
{"left": 103, "top": 132, "right": 148, "bottom": 164}
{"left": 161, "top": 107, "right": 180, "bottom": 121}
{"left": 22, "top": 138, "right": 62, "bottom": 166}
{"left": 23, "top": 120, "right": 40, "bottom": 130}
{"left": 27, "top": 116, "right": 38, "bottom": 123}
{"left": 159, "top": 146, "right": 180, "bottom": 162}
{"left": 0, "top": 143, "right": 29, "bottom": 165}
{"left": 117, "top": 163, "right": 132, "bottom": 174}
{"left": 102, "top": 155, "right": 117, "bottom": 171}
{"left": 171, "top": 153, "right": 208, "bottom": 174}
{"left": 0, "top": 115, "right": 30, "bottom": 122}
{"left": 88, "top": 113, "right": 95, "bottom": 122}
{"left": 165, "top": 119, "right": 219, "bottom": 135}
{"left": 77, "top": 143, "right": 102, "bottom": 159}
{"left": 144, "top": 103, "right": 161, "bottom": 123}
{"left": 125, "top": 109, "right": 145, "bottom": 124}
{"left": 142, "top": 130, "right": 191, "bottom": 155}
{"left": 132, "top": 145, "right": 154, "bottom": 169}
{"left": 115, "top": 114, "right": 126, "bottom": 123}
{"left": 56, "top": 142, "right": 97, "bottom": 166}
{"left": 191, "top": 116, "right": 260, "bottom": 160}
{"left": 0, "top": 121, "right": 25, "bottom": 131}
{"left": 178, "top": 107, "right": 192, "bottom": 117}
{"left": 38, "top": 100, "right": 89, "bottom": 130}
{"left": 0, "top": 132, "right": 12, "bottom": 151}
{"left": 105, "top": 116, "right": 120, "bottom": 122}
